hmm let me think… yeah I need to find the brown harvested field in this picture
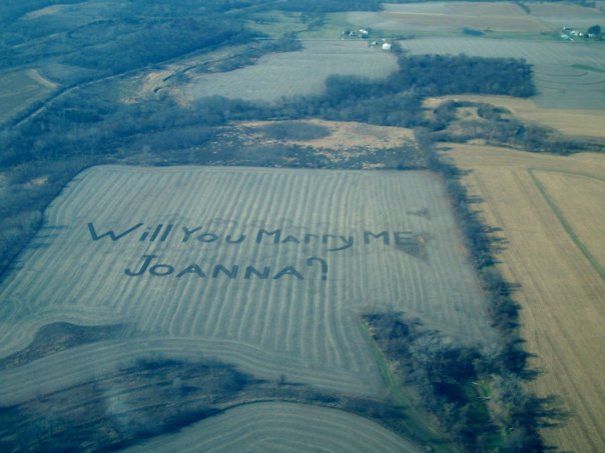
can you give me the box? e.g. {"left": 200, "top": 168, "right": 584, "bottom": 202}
{"left": 400, "top": 37, "right": 605, "bottom": 109}
{"left": 347, "top": 2, "right": 550, "bottom": 33}
{"left": 446, "top": 143, "right": 605, "bottom": 451}
{"left": 425, "top": 95, "right": 605, "bottom": 140}
{"left": 227, "top": 119, "right": 421, "bottom": 168}
{"left": 0, "top": 69, "right": 56, "bottom": 123}
{"left": 180, "top": 40, "right": 397, "bottom": 102}
{"left": 528, "top": 2, "right": 604, "bottom": 17}
{"left": 527, "top": 2, "right": 605, "bottom": 28}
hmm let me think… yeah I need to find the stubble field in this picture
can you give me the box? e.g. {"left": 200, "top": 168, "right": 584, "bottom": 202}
{"left": 447, "top": 143, "right": 605, "bottom": 452}
{"left": 526, "top": 2, "right": 605, "bottom": 29}
{"left": 179, "top": 40, "right": 398, "bottom": 102}
{"left": 0, "top": 166, "right": 495, "bottom": 408}
{"left": 0, "top": 69, "right": 56, "bottom": 123}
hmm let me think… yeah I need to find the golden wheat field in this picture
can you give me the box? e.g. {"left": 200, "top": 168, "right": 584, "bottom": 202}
{"left": 447, "top": 143, "right": 605, "bottom": 452}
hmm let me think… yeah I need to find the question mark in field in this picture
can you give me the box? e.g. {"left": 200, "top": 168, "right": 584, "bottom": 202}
{"left": 306, "top": 256, "right": 328, "bottom": 281}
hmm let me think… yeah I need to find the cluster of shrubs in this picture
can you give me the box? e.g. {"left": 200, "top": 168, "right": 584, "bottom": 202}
{"left": 364, "top": 312, "right": 565, "bottom": 451}
{"left": 429, "top": 101, "right": 605, "bottom": 154}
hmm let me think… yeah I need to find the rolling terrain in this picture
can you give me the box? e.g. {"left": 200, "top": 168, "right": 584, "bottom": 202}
{"left": 0, "top": 69, "right": 56, "bottom": 124}
{"left": 127, "top": 402, "right": 422, "bottom": 452}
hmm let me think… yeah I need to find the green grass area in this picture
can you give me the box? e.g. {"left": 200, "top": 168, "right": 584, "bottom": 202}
{"left": 529, "top": 168, "right": 605, "bottom": 280}
{"left": 463, "top": 379, "right": 504, "bottom": 449}
{"left": 358, "top": 320, "right": 457, "bottom": 452}
{"left": 571, "top": 63, "right": 605, "bottom": 73}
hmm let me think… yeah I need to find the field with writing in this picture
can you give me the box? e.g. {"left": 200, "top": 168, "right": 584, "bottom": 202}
{"left": 0, "top": 166, "right": 494, "bottom": 403}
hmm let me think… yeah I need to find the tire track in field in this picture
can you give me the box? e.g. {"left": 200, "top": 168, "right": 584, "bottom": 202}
{"left": 528, "top": 169, "right": 605, "bottom": 280}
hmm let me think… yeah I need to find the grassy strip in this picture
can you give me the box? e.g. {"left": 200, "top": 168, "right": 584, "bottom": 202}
{"left": 358, "top": 320, "right": 457, "bottom": 452}
{"left": 528, "top": 168, "right": 604, "bottom": 280}
{"left": 358, "top": 320, "right": 402, "bottom": 402}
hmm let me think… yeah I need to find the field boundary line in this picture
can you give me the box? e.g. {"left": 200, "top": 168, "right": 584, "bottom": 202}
{"left": 528, "top": 168, "right": 605, "bottom": 280}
